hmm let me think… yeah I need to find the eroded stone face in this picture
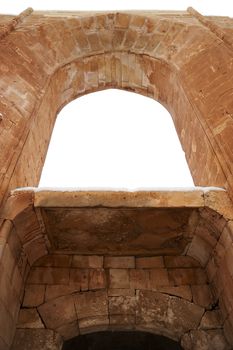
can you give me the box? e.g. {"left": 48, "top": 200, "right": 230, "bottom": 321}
{"left": 42, "top": 207, "right": 194, "bottom": 255}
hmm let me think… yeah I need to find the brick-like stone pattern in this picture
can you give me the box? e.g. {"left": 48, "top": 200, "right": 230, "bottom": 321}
{"left": 12, "top": 252, "right": 229, "bottom": 349}
{"left": 1, "top": 10, "right": 233, "bottom": 208}
{"left": 0, "top": 9, "right": 233, "bottom": 350}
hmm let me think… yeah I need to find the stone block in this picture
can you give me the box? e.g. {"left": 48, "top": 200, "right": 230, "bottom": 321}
{"left": 27, "top": 267, "right": 69, "bottom": 285}
{"left": 182, "top": 329, "right": 230, "bottom": 350}
{"left": 192, "top": 284, "right": 213, "bottom": 309}
{"left": 136, "top": 290, "right": 204, "bottom": 339}
{"left": 168, "top": 268, "right": 207, "bottom": 286}
{"left": 34, "top": 254, "right": 72, "bottom": 267}
{"left": 157, "top": 285, "right": 192, "bottom": 301}
{"left": 74, "top": 290, "right": 108, "bottom": 319}
{"left": 109, "top": 314, "right": 135, "bottom": 326}
{"left": 224, "top": 314, "right": 233, "bottom": 346}
{"left": 17, "top": 308, "right": 44, "bottom": 329}
{"left": 164, "top": 255, "right": 200, "bottom": 268}
{"left": 150, "top": 268, "right": 170, "bottom": 287}
{"left": 109, "top": 296, "right": 136, "bottom": 315}
{"left": 104, "top": 256, "right": 135, "bottom": 268}
{"left": 23, "top": 284, "right": 45, "bottom": 307}
{"left": 11, "top": 329, "right": 62, "bottom": 350}
{"left": 129, "top": 269, "right": 150, "bottom": 290}
{"left": 55, "top": 321, "right": 79, "bottom": 340}
{"left": 136, "top": 256, "right": 164, "bottom": 268}
{"left": 38, "top": 294, "right": 77, "bottom": 329}
{"left": 200, "top": 310, "right": 223, "bottom": 330}
{"left": 0, "top": 299, "right": 16, "bottom": 346}
{"left": 72, "top": 255, "right": 103, "bottom": 268}
{"left": 107, "top": 288, "right": 135, "bottom": 297}
{"left": 0, "top": 336, "right": 9, "bottom": 350}
{"left": 89, "top": 269, "right": 106, "bottom": 290}
{"left": 69, "top": 268, "right": 89, "bottom": 291}
{"left": 45, "top": 285, "right": 79, "bottom": 301}
{"left": 115, "top": 13, "right": 131, "bottom": 28}
{"left": 187, "top": 235, "right": 212, "bottom": 266}
{"left": 109, "top": 269, "right": 130, "bottom": 289}
{"left": 78, "top": 316, "right": 109, "bottom": 333}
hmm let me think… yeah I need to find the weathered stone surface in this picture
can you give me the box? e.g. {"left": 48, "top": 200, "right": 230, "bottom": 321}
{"left": 200, "top": 310, "right": 223, "bottom": 329}
{"left": 136, "top": 290, "right": 204, "bottom": 339}
{"left": 72, "top": 255, "right": 103, "bottom": 268}
{"left": 109, "top": 296, "right": 136, "bottom": 315}
{"left": 181, "top": 329, "right": 230, "bottom": 350}
{"left": 74, "top": 291, "right": 108, "bottom": 319}
{"left": 109, "top": 269, "right": 130, "bottom": 289}
{"left": 27, "top": 267, "right": 69, "bottom": 285}
{"left": 17, "top": 308, "right": 44, "bottom": 329}
{"left": 41, "top": 207, "right": 194, "bottom": 256}
{"left": 11, "top": 329, "right": 62, "bottom": 350}
{"left": 23, "top": 284, "right": 45, "bottom": 307}
{"left": 157, "top": 285, "right": 192, "bottom": 301}
{"left": 0, "top": 8, "right": 233, "bottom": 348}
{"left": 89, "top": 269, "right": 107, "bottom": 290}
{"left": 55, "top": 321, "right": 79, "bottom": 340}
{"left": 70, "top": 268, "right": 89, "bottom": 291}
{"left": 38, "top": 295, "right": 76, "bottom": 329}
{"left": 104, "top": 256, "right": 135, "bottom": 268}
{"left": 192, "top": 285, "right": 213, "bottom": 309}
{"left": 136, "top": 256, "right": 164, "bottom": 268}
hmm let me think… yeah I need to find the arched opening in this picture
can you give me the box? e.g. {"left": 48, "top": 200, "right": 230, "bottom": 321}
{"left": 39, "top": 89, "right": 194, "bottom": 189}
{"left": 62, "top": 331, "right": 182, "bottom": 350}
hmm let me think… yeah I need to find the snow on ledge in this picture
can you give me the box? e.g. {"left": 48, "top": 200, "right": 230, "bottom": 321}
{"left": 11, "top": 186, "right": 226, "bottom": 194}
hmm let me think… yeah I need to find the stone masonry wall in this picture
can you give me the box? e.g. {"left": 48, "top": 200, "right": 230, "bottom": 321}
{"left": 13, "top": 253, "right": 229, "bottom": 350}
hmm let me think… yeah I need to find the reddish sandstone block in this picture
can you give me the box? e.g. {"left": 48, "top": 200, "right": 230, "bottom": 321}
{"left": 150, "top": 268, "right": 170, "bottom": 287}
{"left": 23, "top": 284, "right": 45, "bottom": 307}
{"left": 104, "top": 256, "right": 135, "bottom": 269}
{"left": 168, "top": 268, "right": 207, "bottom": 286}
{"left": 38, "top": 295, "right": 77, "bottom": 329}
{"left": 109, "top": 269, "right": 130, "bottom": 289}
{"left": 187, "top": 236, "right": 212, "bottom": 266}
{"left": 17, "top": 308, "right": 44, "bottom": 329}
{"left": 45, "top": 285, "right": 79, "bottom": 301}
{"left": 192, "top": 284, "right": 213, "bottom": 309}
{"left": 164, "top": 255, "right": 200, "bottom": 268}
{"left": 70, "top": 269, "right": 89, "bottom": 291}
{"left": 27, "top": 267, "right": 69, "bottom": 285}
{"left": 115, "top": 13, "right": 131, "bottom": 29}
{"left": 136, "top": 256, "right": 164, "bottom": 268}
{"left": 34, "top": 254, "right": 71, "bottom": 267}
{"left": 200, "top": 310, "right": 223, "bottom": 330}
{"left": 129, "top": 269, "right": 150, "bottom": 290}
{"left": 72, "top": 255, "right": 103, "bottom": 268}
{"left": 89, "top": 269, "right": 106, "bottom": 290}
{"left": 157, "top": 285, "right": 192, "bottom": 301}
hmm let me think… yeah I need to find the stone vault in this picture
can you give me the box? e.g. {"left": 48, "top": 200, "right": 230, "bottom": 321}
{"left": 0, "top": 7, "right": 233, "bottom": 350}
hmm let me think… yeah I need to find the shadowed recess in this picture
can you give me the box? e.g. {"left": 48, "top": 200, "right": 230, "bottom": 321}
{"left": 62, "top": 331, "right": 183, "bottom": 350}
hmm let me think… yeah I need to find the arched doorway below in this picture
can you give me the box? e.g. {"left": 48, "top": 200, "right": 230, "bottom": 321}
{"left": 62, "top": 331, "right": 183, "bottom": 350}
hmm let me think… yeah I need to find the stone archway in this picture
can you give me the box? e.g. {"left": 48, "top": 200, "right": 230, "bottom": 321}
{"left": 1, "top": 9, "right": 233, "bottom": 206}
{"left": 1, "top": 8, "right": 233, "bottom": 350}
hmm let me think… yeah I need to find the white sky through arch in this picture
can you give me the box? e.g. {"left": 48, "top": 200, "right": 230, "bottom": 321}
{"left": 39, "top": 90, "right": 194, "bottom": 189}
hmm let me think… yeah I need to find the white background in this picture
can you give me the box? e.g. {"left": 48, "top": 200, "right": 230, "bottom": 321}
{"left": 1, "top": 1, "right": 232, "bottom": 189}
